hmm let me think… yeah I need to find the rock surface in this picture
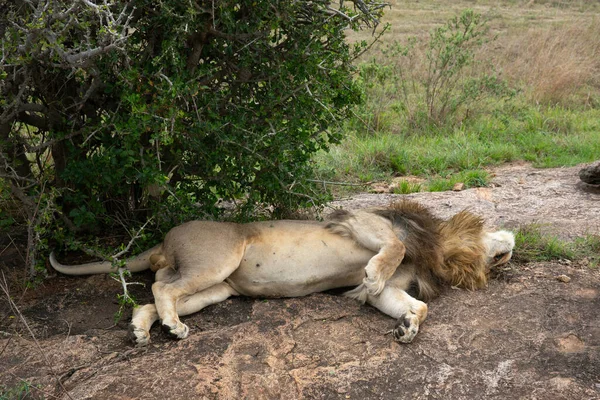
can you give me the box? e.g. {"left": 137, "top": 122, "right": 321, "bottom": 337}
{"left": 1, "top": 162, "right": 599, "bottom": 399}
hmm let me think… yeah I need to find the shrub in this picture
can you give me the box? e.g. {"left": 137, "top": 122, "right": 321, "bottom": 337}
{"left": 0, "top": 0, "right": 387, "bottom": 276}
{"left": 358, "top": 9, "right": 515, "bottom": 132}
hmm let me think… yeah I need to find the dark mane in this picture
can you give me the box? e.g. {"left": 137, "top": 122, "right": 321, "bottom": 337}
{"left": 373, "top": 200, "right": 444, "bottom": 300}
{"left": 327, "top": 200, "right": 489, "bottom": 301}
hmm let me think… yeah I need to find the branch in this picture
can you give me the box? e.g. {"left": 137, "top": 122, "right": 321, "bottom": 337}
{"left": 65, "top": 42, "right": 123, "bottom": 65}
{"left": 77, "top": 217, "right": 154, "bottom": 264}
{"left": 79, "top": 0, "right": 100, "bottom": 11}
{"left": 18, "top": 103, "right": 47, "bottom": 113}
{"left": 27, "top": 130, "right": 84, "bottom": 152}
{"left": 107, "top": 219, "right": 153, "bottom": 318}
{"left": 347, "top": 0, "right": 389, "bottom": 28}
{"left": 18, "top": 112, "right": 48, "bottom": 131}
{"left": 306, "top": 179, "right": 368, "bottom": 187}
{"left": 0, "top": 155, "right": 35, "bottom": 212}
{"left": 325, "top": 6, "right": 360, "bottom": 23}
{"left": 305, "top": 83, "right": 336, "bottom": 121}
{"left": 113, "top": 218, "right": 153, "bottom": 259}
{"left": 0, "top": 75, "right": 29, "bottom": 124}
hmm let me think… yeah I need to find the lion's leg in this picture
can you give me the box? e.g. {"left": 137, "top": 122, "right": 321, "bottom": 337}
{"left": 348, "top": 283, "right": 427, "bottom": 343}
{"left": 348, "top": 214, "right": 406, "bottom": 296}
{"left": 370, "top": 286, "right": 427, "bottom": 343}
{"left": 130, "top": 282, "right": 239, "bottom": 346}
{"left": 129, "top": 304, "right": 159, "bottom": 346}
{"left": 362, "top": 240, "right": 405, "bottom": 296}
{"left": 176, "top": 282, "right": 239, "bottom": 316}
{"left": 152, "top": 246, "right": 245, "bottom": 340}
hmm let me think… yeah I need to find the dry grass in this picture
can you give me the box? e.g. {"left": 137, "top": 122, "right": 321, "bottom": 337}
{"left": 490, "top": 21, "right": 600, "bottom": 106}
{"left": 317, "top": 1, "right": 600, "bottom": 185}
{"left": 348, "top": 0, "right": 600, "bottom": 107}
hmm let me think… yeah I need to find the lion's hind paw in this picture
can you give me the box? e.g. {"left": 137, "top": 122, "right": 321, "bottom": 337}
{"left": 161, "top": 321, "right": 190, "bottom": 340}
{"left": 129, "top": 324, "right": 150, "bottom": 347}
{"left": 392, "top": 313, "right": 419, "bottom": 343}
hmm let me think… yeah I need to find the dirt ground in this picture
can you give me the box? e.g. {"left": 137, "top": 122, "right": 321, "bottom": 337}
{"left": 1, "top": 162, "right": 599, "bottom": 400}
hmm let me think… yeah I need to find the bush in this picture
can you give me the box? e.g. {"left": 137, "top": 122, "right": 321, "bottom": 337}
{"left": 357, "top": 9, "right": 515, "bottom": 133}
{"left": 0, "top": 0, "right": 387, "bottom": 276}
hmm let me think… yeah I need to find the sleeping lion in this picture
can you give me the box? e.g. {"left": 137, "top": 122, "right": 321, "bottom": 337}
{"left": 50, "top": 200, "right": 514, "bottom": 346}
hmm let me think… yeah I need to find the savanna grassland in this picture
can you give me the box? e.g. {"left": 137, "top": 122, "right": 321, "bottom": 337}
{"left": 314, "top": 0, "right": 600, "bottom": 192}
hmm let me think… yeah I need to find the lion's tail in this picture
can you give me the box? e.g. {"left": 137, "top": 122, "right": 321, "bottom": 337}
{"left": 49, "top": 244, "right": 162, "bottom": 275}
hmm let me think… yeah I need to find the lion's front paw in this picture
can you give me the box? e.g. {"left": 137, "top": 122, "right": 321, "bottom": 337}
{"left": 392, "top": 313, "right": 419, "bottom": 343}
{"left": 128, "top": 324, "right": 151, "bottom": 347}
{"left": 363, "top": 265, "right": 386, "bottom": 296}
{"left": 161, "top": 320, "right": 189, "bottom": 340}
{"left": 363, "top": 276, "right": 386, "bottom": 296}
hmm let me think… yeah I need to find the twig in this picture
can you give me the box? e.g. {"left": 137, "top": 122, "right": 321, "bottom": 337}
{"left": 59, "top": 363, "right": 91, "bottom": 383}
{"left": 105, "top": 219, "right": 152, "bottom": 317}
{"left": 158, "top": 73, "right": 173, "bottom": 88}
{"left": 62, "top": 319, "right": 72, "bottom": 338}
{"left": 0, "top": 332, "right": 13, "bottom": 358}
{"left": 1, "top": 234, "right": 25, "bottom": 262}
{"left": 325, "top": 6, "right": 359, "bottom": 23}
{"left": 0, "top": 272, "right": 75, "bottom": 400}
{"left": 350, "top": 21, "right": 390, "bottom": 62}
{"left": 305, "top": 83, "right": 337, "bottom": 121}
{"left": 113, "top": 217, "right": 153, "bottom": 259}
{"left": 307, "top": 179, "right": 368, "bottom": 187}
{"left": 111, "top": 267, "right": 145, "bottom": 308}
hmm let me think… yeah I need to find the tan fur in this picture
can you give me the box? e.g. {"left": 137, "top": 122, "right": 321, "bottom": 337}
{"left": 49, "top": 200, "right": 514, "bottom": 346}
{"left": 149, "top": 254, "right": 169, "bottom": 272}
{"left": 438, "top": 211, "right": 488, "bottom": 290}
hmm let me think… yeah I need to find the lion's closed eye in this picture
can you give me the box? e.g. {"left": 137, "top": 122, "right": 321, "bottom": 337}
{"left": 491, "top": 252, "right": 512, "bottom": 267}
{"left": 494, "top": 252, "right": 508, "bottom": 261}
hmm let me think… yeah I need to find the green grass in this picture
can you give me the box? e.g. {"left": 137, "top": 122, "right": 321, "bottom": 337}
{"left": 572, "top": 235, "right": 600, "bottom": 268}
{"left": 392, "top": 180, "right": 423, "bottom": 194}
{"left": 0, "top": 381, "right": 38, "bottom": 400}
{"left": 315, "top": 2, "right": 600, "bottom": 191}
{"left": 315, "top": 105, "right": 600, "bottom": 186}
{"left": 513, "top": 224, "right": 575, "bottom": 263}
{"left": 512, "top": 224, "right": 600, "bottom": 267}
{"left": 427, "top": 169, "right": 489, "bottom": 192}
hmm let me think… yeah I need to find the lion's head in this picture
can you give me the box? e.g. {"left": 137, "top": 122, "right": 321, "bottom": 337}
{"left": 437, "top": 211, "right": 514, "bottom": 290}
{"left": 371, "top": 200, "right": 515, "bottom": 299}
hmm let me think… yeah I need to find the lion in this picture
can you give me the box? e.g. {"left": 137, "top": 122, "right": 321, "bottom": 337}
{"left": 50, "top": 200, "right": 514, "bottom": 346}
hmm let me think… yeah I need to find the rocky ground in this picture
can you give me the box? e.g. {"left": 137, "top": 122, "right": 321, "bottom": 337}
{"left": 1, "top": 162, "right": 599, "bottom": 400}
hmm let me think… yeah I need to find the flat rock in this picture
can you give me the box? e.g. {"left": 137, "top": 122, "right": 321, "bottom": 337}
{"left": 1, "top": 162, "right": 599, "bottom": 399}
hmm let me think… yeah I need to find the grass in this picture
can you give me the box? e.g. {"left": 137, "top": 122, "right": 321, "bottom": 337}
{"left": 513, "top": 224, "right": 575, "bottom": 263}
{"left": 428, "top": 169, "right": 490, "bottom": 192}
{"left": 315, "top": 106, "right": 600, "bottom": 184}
{"left": 492, "top": 21, "right": 600, "bottom": 107}
{"left": 392, "top": 180, "right": 422, "bottom": 194}
{"left": 314, "top": 1, "right": 600, "bottom": 188}
{"left": 512, "top": 224, "right": 600, "bottom": 267}
{"left": 0, "top": 381, "right": 38, "bottom": 400}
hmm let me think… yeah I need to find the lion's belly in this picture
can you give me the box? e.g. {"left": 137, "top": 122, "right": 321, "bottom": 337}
{"left": 226, "top": 221, "right": 375, "bottom": 297}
